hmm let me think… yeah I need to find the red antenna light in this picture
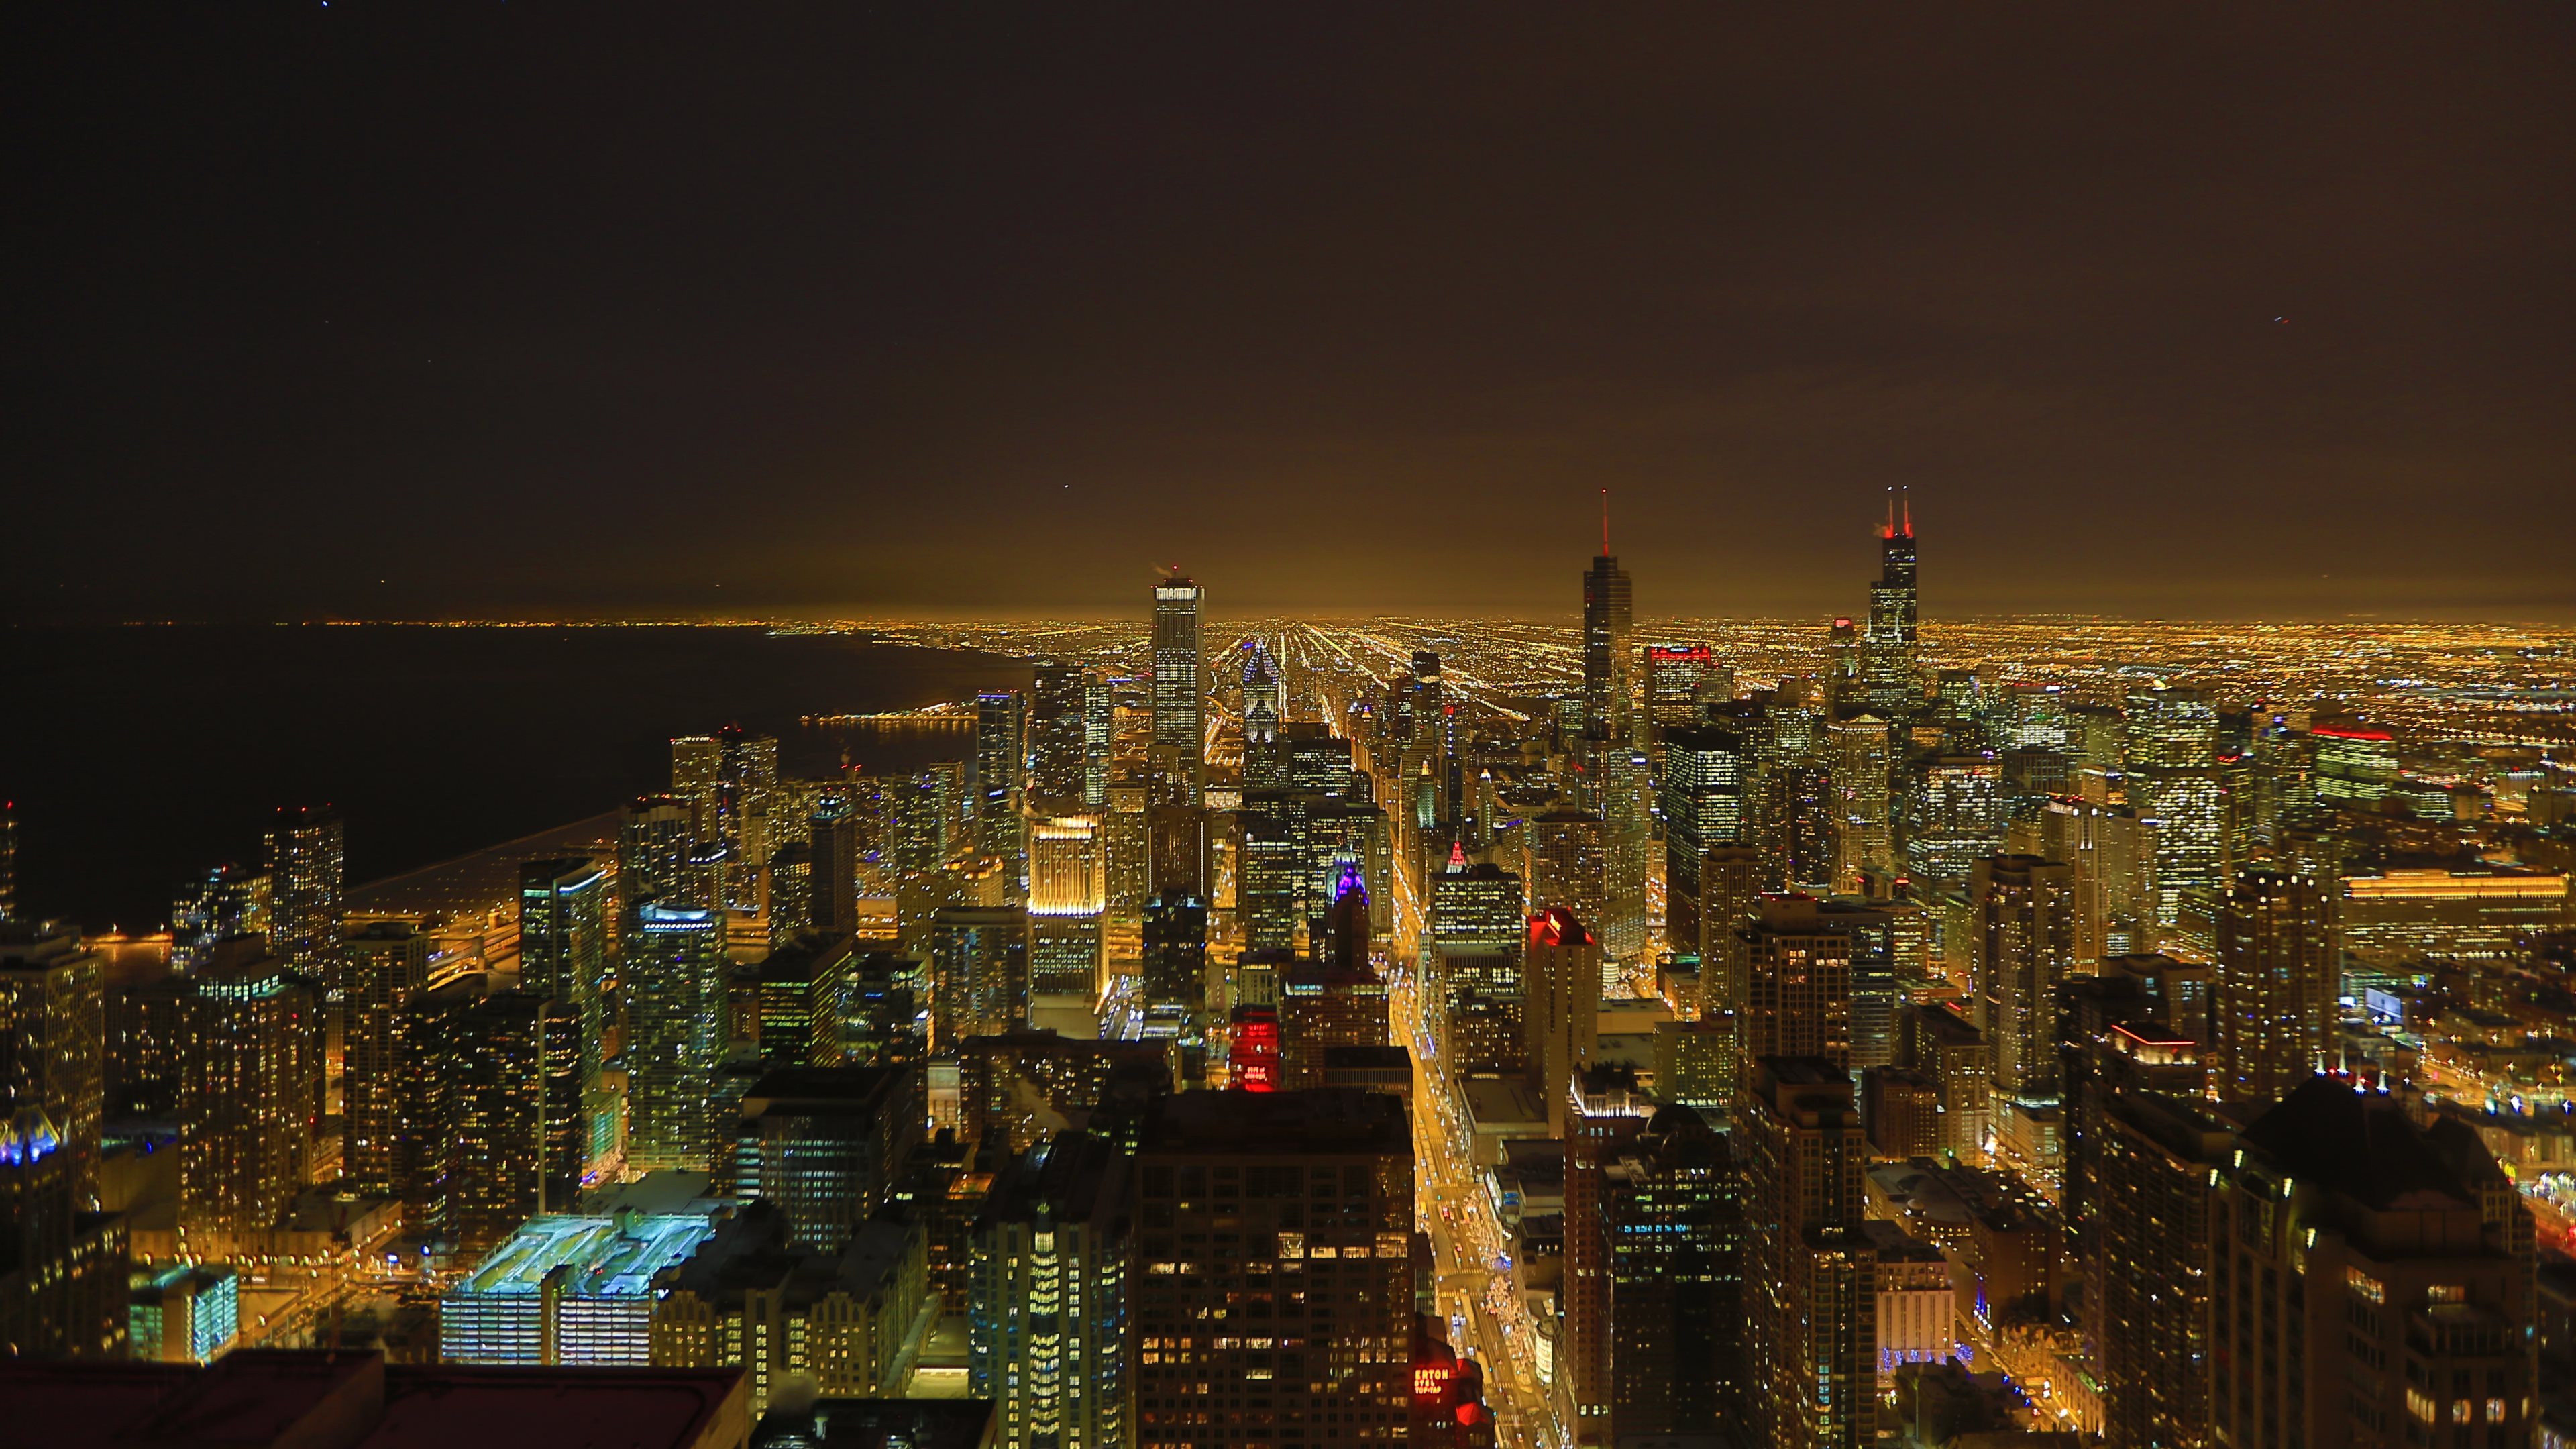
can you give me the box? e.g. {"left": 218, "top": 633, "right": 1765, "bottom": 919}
{"left": 1599, "top": 488, "right": 1609, "bottom": 557}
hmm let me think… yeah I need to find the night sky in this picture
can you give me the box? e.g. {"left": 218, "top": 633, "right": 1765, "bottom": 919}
{"left": 8, "top": 5, "right": 2571, "bottom": 621}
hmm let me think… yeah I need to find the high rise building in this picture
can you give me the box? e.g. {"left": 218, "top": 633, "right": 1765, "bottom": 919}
{"left": 2088, "top": 1066, "right": 2230, "bottom": 1449}
{"left": 732, "top": 1065, "right": 922, "bottom": 1254}
{"left": 2126, "top": 688, "right": 2222, "bottom": 930}
{"left": 1, "top": 1105, "right": 127, "bottom": 1360}
{"left": 1028, "top": 814, "right": 1105, "bottom": 998}
{"left": 976, "top": 689, "right": 1030, "bottom": 876}
{"left": 263, "top": 806, "right": 344, "bottom": 978}
{"left": 1432, "top": 857, "right": 1527, "bottom": 1075}
{"left": 1582, "top": 530, "right": 1635, "bottom": 745}
{"left": 1741, "top": 1057, "right": 1877, "bottom": 1449}
{"left": 2310, "top": 722, "right": 2399, "bottom": 810}
{"left": 1140, "top": 890, "right": 1208, "bottom": 1014}
{"left": 1904, "top": 756, "right": 2006, "bottom": 894}
{"left": 1695, "top": 847, "right": 1760, "bottom": 1014}
{"left": 671, "top": 734, "right": 724, "bottom": 838}
{"left": 1083, "top": 675, "right": 1115, "bottom": 809}
{"left": 755, "top": 929, "right": 857, "bottom": 1068}
{"left": 1894, "top": 1005, "right": 1991, "bottom": 1161}
{"left": 1565, "top": 1095, "right": 1741, "bottom": 1444}
{"left": 930, "top": 907, "right": 1030, "bottom": 1049}
{"left": 624, "top": 901, "right": 727, "bottom": 1172}
{"left": 1150, "top": 574, "right": 1205, "bottom": 808}
{"left": 810, "top": 793, "right": 861, "bottom": 936}
{"left": 1660, "top": 725, "right": 1748, "bottom": 954}
{"left": 1969, "top": 854, "right": 2076, "bottom": 1104}
{"left": 971, "top": 1130, "right": 1133, "bottom": 1449}
{"left": 1825, "top": 618, "right": 1862, "bottom": 715}
{"left": 396, "top": 982, "right": 585, "bottom": 1251}
{"left": 1644, "top": 644, "right": 1716, "bottom": 733}
{"left": 339, "top": 920, "right": 429, "bottom": 1196}
{"left": 1524, "top": 810, "right": 1609, "bottom": 941}
{"left": 1862, "top": 491, "right": 1919, "bottom": 719}
{"left": 1594, "top": 747, "right": 1653, "bottom": 967}
{"left": 1565, "top": 1069, "right": 1650, "bottom": 1444}
{"left": 0, "top": 920, "right": 105, "bottom": 1205}
{"left": 518, "top": 857, "right": 615, "bottom": 1171}
{"left": 1527, "top": 909, "right": 1601, "bottom": 1136}
{"left": 2212, "top": 1079, "right": 2534, "bottom": 1449}
{"left": 1827, "top": 715, "right": 1894, "bottom": 894}
{"left": 2036, "top": 795, "right": 2153, "bottom": 965}
{"left": 1132, "top": 1089, "right": 1415, "bottom": 1449}
{"left": 957, "top": 1030, "right": 1173, "bottom": 1157}
{"left": 1739, "top": 896, "right": 1855, "bottom": 1082}
{"left": 168, "top": 864, "right": 273, "bottom": 973}
{"left": 177, "top": 945, "right": 321, "bottom": 1246}
{"left": 2214, "top": 869, "right": 2334, "bottom": 1101}
{"left": 1031, "top": 663, "right": 1095, "bottom": 805}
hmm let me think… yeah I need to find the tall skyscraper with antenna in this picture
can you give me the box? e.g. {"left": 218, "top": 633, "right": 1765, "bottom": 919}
{"left": 1582, "top": 492, "right": 1635, "bottom": 744}
{"left": 1862, "top": 489, "right": 1919, "bottom": 719}
{"left": 1582, "top": 495, "right": 1648, "bottom": 964}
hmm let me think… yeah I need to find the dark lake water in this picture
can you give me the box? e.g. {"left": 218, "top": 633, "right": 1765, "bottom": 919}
{"left": 0, "top": 625, "right": 1031, "bottom": 932}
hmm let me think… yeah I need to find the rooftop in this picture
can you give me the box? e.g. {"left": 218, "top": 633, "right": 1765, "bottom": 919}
{"left": 0, "top": 1351, "right": 748, "bottom": 1449}
{"left": 1140, "top": 1087, "right": 1411, "bottom": 1157}
{"left": 447, "top": 1212, "right": 718, "bottom": 1301}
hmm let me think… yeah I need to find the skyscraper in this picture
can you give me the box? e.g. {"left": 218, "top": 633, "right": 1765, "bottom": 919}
{"left": 623, "top": 901, "right": 727, "bottom": 1171}
{"left": 518, "top": 857, "right": 615, "bottom": 1171}
{"left": 1150, "top": 573, "right": 1205, "bottom": 808}
{"left": 1527, "top": 908, "right": 1601, "bottom": 1136}
{"left": 971, "top": 1130, "right": 1133, "bottom": 1449}
{"left": 2036, "top": 794, "right": 2153, "bottom": 965}
{"left": 976, "top": 688, "right": 1030, "bottom": 875}
{"left": 396, "top": 982, "right": 585, "bottom": 1250}
{"left": 1140, "top": 889, "right": 1208, "bottom": 1013}
{"left": 1660, "top": 725, "right": 1748, "bottom": 953}
{"left": 2090, "top": 1071, "right": 2230, "bottom": 1449}
{"left": 263, "top": 806, "right": 344, "bottom": 978}
{"left": 754, "top": 929, "right": 857, "bottom": 1068}
{"left": 1132, "top": 1090, "right": 1415, "bottom": 1449}
{"left": 168, "top": 864, "right": 273, "bottom": 973}
{"left": 930, "top": 906, "right": 1030, "bottom": 1049}
{"left": 2126, "top": 687, "right": 2222, "bottom": 932}
{"left": 178, "top": 945, "right": 321, "bottom": 1246}
{"left": 2214, "top": 869, "right": 2333, "bottom": 1101}
{"left": 1644, "top": 643, "right": 1715, "bottom": 733}
{"left": 1582, "top": 519, "right": 1635, "bottom": 745}
{"left": 1566, "top": 1093, "right": 1742, "bottom": 1444}
{"left": 1030, "top": 663, "right": 1094, "bottom": 805}
{"left": 2211, "top": 1079, "right": 2534, "bottom": 1449}
{"left": 339, "top": 920, "right": 429, "bottom": 1196}
{"left": 733, "top": 1065, "right": 921, "bottom": 1252}
{"left": 1968, "top": 854, "right": 2076, "bottom": 1104}
{"left": 1, "top": 1104, "right": 127, "bottom": 1360}
{"left": 810, "top": 792, "right": 861, "bottom": 936}
{"left": 1028, "top": 814, "right": 1105, "bottom": 999}
{"left": 0, "top": 920, "right": 105, "bottom": 1205}
{"left": 1432, "top": 857, "right": 1527, "bottom": 1075}
{"left": 1861, "top": 490, "right": 1918, "bottom": 719}
{"left": 1826, "top": 715, "right": 1894, "bottom": 894}
{"left": 1741, "top": 1057, "right": 1877, "bottom": 1449}
{"left": 1739, "top": 896, "right": 1855, "bottom": 1081}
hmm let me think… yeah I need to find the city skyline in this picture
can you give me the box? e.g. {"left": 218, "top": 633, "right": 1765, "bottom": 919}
{"left": 5, "top": 11, "right": 2573, "bottom": 1448}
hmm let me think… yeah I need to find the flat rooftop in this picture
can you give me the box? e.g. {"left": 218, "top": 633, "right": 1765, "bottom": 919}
{"left": 447, "top": 1213, "right": 717, "bottom": 1301}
